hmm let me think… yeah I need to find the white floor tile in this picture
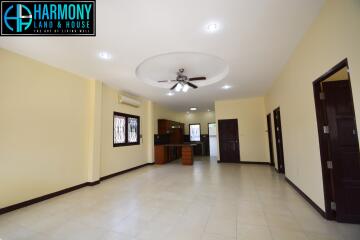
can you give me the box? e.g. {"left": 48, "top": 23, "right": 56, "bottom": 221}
{"left": 0, "top": 157, "right": 359, "bottom": 240}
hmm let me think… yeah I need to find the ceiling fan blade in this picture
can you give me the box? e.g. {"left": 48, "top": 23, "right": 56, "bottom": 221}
{"left": 189, "top": 77, "right": 206, "bottom": 81}
{"left": 187, "top": 82, "right": 198, "bottom": 89}
{"left": 170, "top": 83, "right": 178, "bottom": 90}
{"left": 157, "top": 80, "right": 177, "bottom": 83}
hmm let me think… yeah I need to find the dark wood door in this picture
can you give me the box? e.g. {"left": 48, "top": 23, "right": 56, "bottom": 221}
{"left": 273, "top": 108, "right": 285, "bottom": 173}
{"left": 267, "top": 114, "right": 275, "bottom": 166}
{"left": 218, "top": 119, "right": 240, "bottom": 163}
{"left": 323, "top": 81, "right": 360, "bottom": 222}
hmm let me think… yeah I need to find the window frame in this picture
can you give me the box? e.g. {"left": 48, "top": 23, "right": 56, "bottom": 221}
{"left": 189, "top": 123, "right": 201, "bottom": 142}
{"left": 113, "top": 112, "right": 140, "bottom": 147}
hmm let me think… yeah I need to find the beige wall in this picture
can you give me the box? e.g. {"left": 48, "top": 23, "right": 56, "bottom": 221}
{"left": 100, "top": 85, "right": 153, "bottom": 177}
{"left": 265, "top": 0, "right": 360, "bottom": 211}
{"left": 87, "top": 80, "right": 102, "bottom": 182}
{"left": 0, "top": 49, "right": 92, "bottom": 208}
{"left": 215, "top": 97, "right": 269, "bottom": 163}
{"left": 152, "top": 103, "right": 179, "bottom": 134}
{"left": 181, "top": 111, "right": 215, "bottom": 135}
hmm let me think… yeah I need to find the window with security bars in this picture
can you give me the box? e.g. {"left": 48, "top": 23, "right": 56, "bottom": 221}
{"left": 113, "top": 112, "right": 140, "bottom": 146}
{"left": 128, "top": 117, "right": 139, "bottom": 143}
{"left": 114, "top": 115, "right": 126, "bottom": 144}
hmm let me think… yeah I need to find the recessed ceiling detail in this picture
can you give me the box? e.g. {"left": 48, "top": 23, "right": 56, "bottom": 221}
{"left": 135, "top": 52, "right": 229, "bottom": 89}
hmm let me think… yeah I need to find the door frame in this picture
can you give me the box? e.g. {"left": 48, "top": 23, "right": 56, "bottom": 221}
{"left": 312, "top": 58, "right": 356, "bottom": 220}
{"left": 267, "top": 114, "right": 275, "bottom": 166}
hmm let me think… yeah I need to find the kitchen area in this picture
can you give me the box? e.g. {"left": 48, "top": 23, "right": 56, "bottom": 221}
{"left": 154, "top": 119, "right": 210, "bottom": 165}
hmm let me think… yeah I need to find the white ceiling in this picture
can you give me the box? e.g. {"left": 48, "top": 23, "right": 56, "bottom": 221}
{"left": 0, "top": 0, "right": 324, "bottom": 112}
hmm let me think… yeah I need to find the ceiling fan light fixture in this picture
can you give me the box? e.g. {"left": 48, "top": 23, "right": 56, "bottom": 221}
{"left": 190, "top": 107, "right": 197, "bottom": 111}
{"left": 175, "top": 83, "right": 183, "bottom": 92}
{"left": 182, "top": 84, "right": 190, "bottom": 92}
{"left": 166, "top": 92, "right": 174, "bottom": 96}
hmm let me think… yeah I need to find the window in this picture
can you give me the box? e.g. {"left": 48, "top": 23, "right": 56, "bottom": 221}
{"left": 128, "top": 117, "right": 139, "bottom": 143}
{"left": 190, "top": 124, "right": 201, "bottom": 142}
{"left": 113, "top": 112, "right": 140, "bottom": 146}
{"left": 114, "top": 115, "right": 126, "bottom": 144}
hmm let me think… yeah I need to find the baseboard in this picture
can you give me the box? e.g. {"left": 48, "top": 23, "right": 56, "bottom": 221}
{"left": 239, "top": 161, "right": 270, "bottom": 165}
{"left": 285, "top": 177, "right": 327, "bottom": 219}
{"left": 100, "top": 163, "right": 154, "bottom": 181}
{"left": 0, "top": 182, "right": 88, "bottom": 215}
{"left": 87, "top": 180, "right": 101, "bottom": 186}
{"left": 217, "top": 160, "right": 270, "bottom": 165}
{"left": 0, "top": 162, "right": 154, "bottom": 215}
{"left": 217, "top": 160, "right": 241, "bottom": 164}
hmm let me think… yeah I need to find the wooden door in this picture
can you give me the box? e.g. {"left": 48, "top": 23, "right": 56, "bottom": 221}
{"left": 273, "top": 108, "right": 285, "bottom": 173}
{"left": 218, "top": 119, "right": 240, "bottom": 163}
{"left": 323, "top": 81, "right": 360, "bottom": 222}
{"left": 267, "top": 114, "right": 275, "bottom": 166}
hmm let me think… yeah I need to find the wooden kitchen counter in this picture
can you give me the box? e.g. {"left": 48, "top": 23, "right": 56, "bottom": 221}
{"left": 181, "top": 145, "right": 193, "bottom": 165}
{"left": 154, "top": 144, "right": 195, "bottom": 165}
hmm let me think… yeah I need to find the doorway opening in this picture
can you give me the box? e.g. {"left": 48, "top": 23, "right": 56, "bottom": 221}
{"left": 218, "top": 119, "right": 241, "bottom": 163}
{"left": 208, "top": 123, "right": 218, "bottom": 157}
{"left": 273, "top": 107, "right": 285, "bottom": 173}
{"left": 313, "top": 59, "right": 360, "bottom": 223}
{"left": 267, "top": 114, "right": 275, "bottom": 166}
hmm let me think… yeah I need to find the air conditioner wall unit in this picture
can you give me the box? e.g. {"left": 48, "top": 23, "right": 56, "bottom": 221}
{"left": 118, "top": 95, "right": 141, "bottom": 108}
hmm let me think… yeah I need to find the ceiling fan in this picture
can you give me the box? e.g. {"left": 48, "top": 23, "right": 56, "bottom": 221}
{"left": 157, "top": 68, "right": 207, "bottom": 92}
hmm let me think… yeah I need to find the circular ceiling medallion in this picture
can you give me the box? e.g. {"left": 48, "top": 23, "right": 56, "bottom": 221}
{"left": 135, "top": 52, "right": 229, "bottom": 89}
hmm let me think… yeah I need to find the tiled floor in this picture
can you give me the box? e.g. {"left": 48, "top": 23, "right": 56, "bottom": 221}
{"left": 1, "top": 157, "right": 359, "bottom": 240}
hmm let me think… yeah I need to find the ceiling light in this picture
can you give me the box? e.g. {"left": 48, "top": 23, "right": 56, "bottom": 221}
{"left": 190, "top": 107, "right": 197, "bottom": 111}
{"left": 182, "top": 84, "right": 190, "bottom": 92}
{"left": 222, "top": 85, "right": 232, "bottom": 90}
{"left": 98, "top": 51, "right": 112, "bottom": 60}
{"left": 167, "top": 92, "right": 174, "bottom": 96}
{"left": 205, "top": 22, "right": 220, "bottom": 33}
{"left": 175, "top": 83, "right": 183, "bottom": 92}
